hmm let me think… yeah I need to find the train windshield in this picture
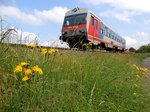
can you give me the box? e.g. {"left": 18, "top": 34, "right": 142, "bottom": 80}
{"left": 63, "top": 14, "right": 87, "bottom": 26}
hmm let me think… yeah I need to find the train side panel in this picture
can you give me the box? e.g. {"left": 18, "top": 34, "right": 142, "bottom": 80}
{"left": 87, "top": 13, "right": 101, "bottom": 45}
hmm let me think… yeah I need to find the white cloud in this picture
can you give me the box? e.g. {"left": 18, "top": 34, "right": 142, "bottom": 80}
{"left": 123, "top": 36, "right": 137, "bottom": 49}
{"left": 34, "top": 7, "right": 69, "bottom": 24}
{"left": 0, "top": 5, "right": 69, "bottom": 25}
{"left": 144, "top": 19, "right": 150, "bottom": 25}
{"left": 100, "top": 11, "right": 132, "bottom": 23}
{"left": 124, "top": 32, "right": 150, "bottom": 49}
{"left": 80, "top": 0, "right": 150, "bottom": 13}
{"left": 80, "top": 0, "right": 150, "bottom": 22}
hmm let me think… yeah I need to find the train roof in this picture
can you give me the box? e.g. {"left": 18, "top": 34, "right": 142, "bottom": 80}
{"left": 65, "top": 8, "right": 89, "bottom": 16}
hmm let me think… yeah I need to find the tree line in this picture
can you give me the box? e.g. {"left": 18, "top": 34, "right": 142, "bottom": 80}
{"left": 129, "top": 44, "right": 150, "bottom": 53}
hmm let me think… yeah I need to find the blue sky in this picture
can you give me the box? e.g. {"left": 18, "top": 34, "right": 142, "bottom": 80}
{"left": 0, "top": 0, "right": 150, "bottom": 49}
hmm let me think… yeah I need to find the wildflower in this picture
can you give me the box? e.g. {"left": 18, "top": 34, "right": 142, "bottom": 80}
{"left": 20, "top": 62, "right": 29, "bottom": 67}
{"left": 22, "top": 76, "right": 29, "bottom": 81}
{"left": 26, "top": 44, "right": 36, "bottom": 49}
{"left": 48, "top": 49, "right": 58, "bottom": 55}
{"left": 51, "top": 49, "right": 56, "bottom": 53}
{"left": 143, "top": 68, "right": 148, "bottom": 72}
{"left": 132, "top": 64, "right": 137, "bottom": 68}
{"left": 80, "top": 42, "right": 83, "bottom": 44}
{"left": 55, "top": 49, "right": 58, "bottom": 52}
{"left": 40, "top": 48, "right": 47, "bottom": 55}
{"left": 14, "top": 65, "right": 23, "bottom": 73}
{"left": 32, "top": 65, "right": 43, "bottom": 75}
{"left": 136, "top": 66, "right": 140, "bottom": 70}
{"left": 48, "top": 50, "right": 53, "bottom": 55}
{"left": 36, "top": 68, "right": 43, "bottom": 75}
{"left": 25, "top": 69, "right": 32, "bottom": 75}
{"left": 137, "top": 67, "right": 149, "bottom": 77}
{"left": 89, "top": 42, "right": 93, "bottom": 46}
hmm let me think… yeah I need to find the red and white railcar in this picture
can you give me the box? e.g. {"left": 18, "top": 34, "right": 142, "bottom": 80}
{"left": 60, "top": 8, "right": 126, "bottom": 51}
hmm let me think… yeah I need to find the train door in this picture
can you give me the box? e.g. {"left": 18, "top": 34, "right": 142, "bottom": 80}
{"left": 94, "top": 18, "right": 98, "bottom": 38}
{"left": 88, "top": 16, "right": 99, "bottom": 42}
{"left": 88, "top": 16, "right": 97, "bottom": 41}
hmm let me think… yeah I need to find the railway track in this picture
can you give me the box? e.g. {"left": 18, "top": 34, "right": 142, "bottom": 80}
{"left": 0, "top": 43, "right": 124, "bottom": 53}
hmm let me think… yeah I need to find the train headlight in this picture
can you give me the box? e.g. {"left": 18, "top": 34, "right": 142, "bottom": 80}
{"left": 62, "top": 32, "right": 67, "bottom": 35}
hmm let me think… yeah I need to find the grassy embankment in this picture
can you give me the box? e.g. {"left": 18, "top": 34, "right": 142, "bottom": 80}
{"left": 0, "top": 44, "right": 150, "bottom": 112}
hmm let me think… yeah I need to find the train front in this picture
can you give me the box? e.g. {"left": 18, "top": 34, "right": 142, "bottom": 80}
{"left": 60, "top": 8, "right": 88, "bottom": 48}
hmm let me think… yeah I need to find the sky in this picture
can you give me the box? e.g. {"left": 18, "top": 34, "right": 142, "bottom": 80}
{"left": 0, "top": 0, "right": 150, "bottom": 49}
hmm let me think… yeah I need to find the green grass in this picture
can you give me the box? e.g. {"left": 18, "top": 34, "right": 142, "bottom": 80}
{"left": 0, "top": 44, "right": 150, "bottom": 112}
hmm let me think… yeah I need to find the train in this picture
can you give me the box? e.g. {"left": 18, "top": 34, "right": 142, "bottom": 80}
{"left": 60, "top": 8, "right": 126, "bottom": 51}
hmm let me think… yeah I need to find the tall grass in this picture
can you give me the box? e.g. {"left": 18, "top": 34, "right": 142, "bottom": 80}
{"left": 0, "top": 44, "right": 150, "bottom": 112}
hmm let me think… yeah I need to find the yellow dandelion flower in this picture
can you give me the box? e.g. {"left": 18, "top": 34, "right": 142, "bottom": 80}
{"left": 14, "top": 65, "right": 23, "bottom": 73}
{"left": 132, "top": 64, "right": 137, "bottom": 68}
{"left": 48, "top": 50, "right": 53, "bottom": 55}
{"left": 26, "top": 44, "right": 36, "bottom": 49}
{"left": 20, "top": 62, "right": 29, "bottom": 67}
{"left": 22, "top": 76, "right": 29, "bottom": 81}
{"left": 80, "top": 42, "right": 83, "bottom": 44}
{"left": 141, "top": 71, "right": 146, "bottom": 75}
{"left": 32, "top": 65, "right": 38, "bottom": 71}
{"left": 139, "top": 67, "right": 143, "bottom": 71}
{"left": 49, "top": 49, "right": 58, "bottom": 54}
{"left": 136, "top": 66, "right": 140, "bottom": 70}
{"left": 25, "top": 69, "right": 32, "bottom": 75}
{"left": 55, "top": 49, "right": 58, "bottom": 52}
{"left": 89, "top": 42, "right": 93, "bottom": 45}
{"left": 144, "top": 68, "right": 148, "bottom": 72}
{"left": 32, "top": 65, "right": 43, "bottom": 75}
{"left": 40, "top": 48, "right": 47, "bottom": 55}
{"left": 36, "top": 68, "right": 43, "bottom": 75}
{"left": 51, "top": 49, "right": 56, "bottom": 53}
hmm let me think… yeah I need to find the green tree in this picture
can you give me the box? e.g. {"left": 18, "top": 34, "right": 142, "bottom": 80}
{"left": 137, "top": 45, "right": 150, "bottom": 53}
{"left": 129, "top": 47, "right": 136, "bottom": 52}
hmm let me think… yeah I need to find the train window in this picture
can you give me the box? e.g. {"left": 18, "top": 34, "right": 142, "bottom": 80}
{"left": 108, "top": 29, "right": 110, "bottom": 38}
{"left": 104, "top": 29, "right": 107, "bottom": 36}
{"left": 103, "top": 29, "right": 105, "bottom": 35}
{"left": 110, "top": 31, "right": 113, "bottom": 39}
{"left": 63, "top": 16, "right": 74, "bottom": 26}
{"left": 100, "top": 29, "right": 103, "bottom": 34}
{"left": 91, "top": 16, "right": 94, "bottom": 26}
{"left": 94, "top": 19, "right": 98, "bottom": 29}
{"left": 113, "top": 34, "right": 116, "bottom": 40}
{"left": 112, "top": 34, "right": 114, "bottom": 39}
{"left": 105, "top": 27, "right": 107, "bottom": 36}
{"left": 109, "top": 34, "right": 111, "bottom": 38}
{"left": 75, "top": 14, "right": 87, "bottom": 25}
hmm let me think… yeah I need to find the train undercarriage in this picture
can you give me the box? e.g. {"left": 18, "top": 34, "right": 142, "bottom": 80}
{"left": 60, "top": 35, "right": 124, "bottom": 52}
